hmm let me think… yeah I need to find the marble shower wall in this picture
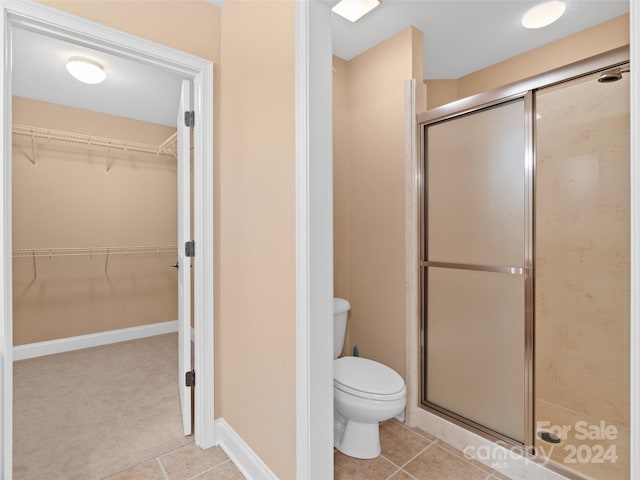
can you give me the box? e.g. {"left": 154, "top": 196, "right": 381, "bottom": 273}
{"left": 534, "top": 70, "right": 630, "bottom": 480}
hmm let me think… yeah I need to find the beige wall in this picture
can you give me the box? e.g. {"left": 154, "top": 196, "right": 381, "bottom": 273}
{"left": 333, "top": 27, "right": 425, "bottom": 378}
{"left": 12, "top": 97, "right": 177, "bottom": 345}
{"left": 424, "top": 14, "right": 630, "bottom": 110}
{"left": 411, "top": 29, "right": 427, "bottom": 116}
{"left": 40, "top": 0, "right": 221, "bottom": 63}
{"left": 424, "top": 79, "right": 457, "bottom": 110}
{"left": 333, "top": 56, "right": 349, "bottom": 311}
{"left": 459, "top": 14, "right": 629, "bottom": 98}
{"left": 219, "top": 2, "right": 296, "bottom": 478}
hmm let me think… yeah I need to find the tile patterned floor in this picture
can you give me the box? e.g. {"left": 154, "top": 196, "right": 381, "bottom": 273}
{"left": 335, "top": 420, "right": 512, "bottom": 480}
{"left": 108, "top": 419, "right": 512, "bottom": 480}
{"left": 103, "top": 443, "right": 245, "bottom": 480}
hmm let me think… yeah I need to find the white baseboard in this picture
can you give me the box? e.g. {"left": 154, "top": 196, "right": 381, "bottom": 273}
{"left": 13, "top": 320, "right": 179, "bottom": 361}
{"left": 214, "top": 418, "right": 278, "bottom": 480}
{"left": 415, "top": 408, "right": 568, "bottom": 480}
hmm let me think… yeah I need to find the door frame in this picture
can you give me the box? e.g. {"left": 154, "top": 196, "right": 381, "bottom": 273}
{"left": 0, "top": 1, "right": 215, "bottom": 476}
{"left": 294, "top": 2, "right": 334, "bottom": 478}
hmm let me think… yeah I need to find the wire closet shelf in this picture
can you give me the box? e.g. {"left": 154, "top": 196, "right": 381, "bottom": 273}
{"left": 13, "top": 245, "right": 178, "bottom": 278}
{"left": 12, "top": 245, "right": 177, "bottom": 259}
{"left": 12, "top": 124, "right": 178, "bottom": 167}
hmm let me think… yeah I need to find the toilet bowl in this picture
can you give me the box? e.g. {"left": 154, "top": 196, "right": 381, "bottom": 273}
{"left": 333, "top": 356, "right": 406, "bottom": 459}
{"left": 332, "top": 298, "right": 406, "bottom": 459}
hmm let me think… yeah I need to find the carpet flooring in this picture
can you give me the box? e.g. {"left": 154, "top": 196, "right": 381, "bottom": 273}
{"left": 13, "top": 333, "right": 192, "bottom": 480}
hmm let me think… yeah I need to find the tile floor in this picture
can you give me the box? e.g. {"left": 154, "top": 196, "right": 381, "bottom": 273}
{"left": 107, "top": 419, "right": 513, "bottom": 480}
{"left": 103, "top": 443, "right": 245, "bottom": 480}
{"left": 334, "top": 419, "right": 511, "bottom": 480}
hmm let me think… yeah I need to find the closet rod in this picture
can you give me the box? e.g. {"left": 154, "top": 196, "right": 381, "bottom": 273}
{"left": 12, "top": 124, "right": 177, "bottom": 158}
{"left": 12, "top": 245, "right": 177, "bottom": 258}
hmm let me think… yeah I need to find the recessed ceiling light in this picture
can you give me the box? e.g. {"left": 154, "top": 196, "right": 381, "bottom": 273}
{"left": 332, "top": 0, "right": 380, "bottom": 23}
{"left": 65, "top": 57, "right": 106, "bottom": 84}
{"left": 522, "top": 1, "right": 566, "bottom": 29}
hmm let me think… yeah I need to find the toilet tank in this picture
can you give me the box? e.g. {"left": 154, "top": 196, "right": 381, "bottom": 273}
{"left": 333, "top": 298, "right": 350, "bottom": 359}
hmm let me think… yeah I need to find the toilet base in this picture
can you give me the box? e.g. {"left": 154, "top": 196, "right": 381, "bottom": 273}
{"left": 334, "top": 414, "right": 381, "bottom": 459}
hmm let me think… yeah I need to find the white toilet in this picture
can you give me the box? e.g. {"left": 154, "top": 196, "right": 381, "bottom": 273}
{"left": 333, "top": 297, "right": 406, "bottom": 459}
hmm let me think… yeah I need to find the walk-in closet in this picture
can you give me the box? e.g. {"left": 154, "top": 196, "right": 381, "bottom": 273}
{"left": 11, "top": 25, "right": 193, "bottom": 480}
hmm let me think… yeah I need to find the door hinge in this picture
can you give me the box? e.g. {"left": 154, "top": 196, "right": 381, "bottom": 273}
{"left": 186, "top": 370, "right": 195, "bottom": 387}
{"left": 184, "top": 110, "right": 195, "bottom": 128}
{"left": 185, "top": 240, "right": 195, "bottom": 257}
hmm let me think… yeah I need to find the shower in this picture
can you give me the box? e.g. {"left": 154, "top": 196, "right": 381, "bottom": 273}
{"left": 598, "top": 64, "right": 630, "bottom": 83}
{"left": 418, "top": 56, "right": 631, "bottom": 480}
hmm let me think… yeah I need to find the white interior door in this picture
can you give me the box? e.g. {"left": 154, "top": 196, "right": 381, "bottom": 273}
{"left": 177, "top": 79, "right": 192, "bottom": 436}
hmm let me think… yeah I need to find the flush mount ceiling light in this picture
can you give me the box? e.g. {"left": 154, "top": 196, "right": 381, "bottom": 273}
{"left": 332, "top": 0, "right": 380, "bottom": 23}
{"left": 65, "top": 57, "right": 106, "bottom": 84}
{"left": 522, "top": 1, "right": 566, "bottom": 29}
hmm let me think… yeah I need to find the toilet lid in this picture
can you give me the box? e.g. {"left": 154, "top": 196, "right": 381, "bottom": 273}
{"left": 334, "top": 356, "right": 406, "bottom": 401}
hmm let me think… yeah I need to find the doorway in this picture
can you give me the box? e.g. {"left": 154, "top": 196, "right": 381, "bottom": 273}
{"left": 0, "top": 3, "right": 214, "bottom": 477}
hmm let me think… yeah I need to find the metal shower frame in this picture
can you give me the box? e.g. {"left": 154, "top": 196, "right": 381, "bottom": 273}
{"left": 417, "top": 45, "right": 630, "bottom": 478}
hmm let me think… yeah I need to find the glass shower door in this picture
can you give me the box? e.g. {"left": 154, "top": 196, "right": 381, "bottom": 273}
{"left": 422, "top": 98, "right": 530, "bottom": 444}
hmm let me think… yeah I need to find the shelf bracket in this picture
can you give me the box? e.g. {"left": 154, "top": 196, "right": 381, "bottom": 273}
{"left": 106, "top": 145, "right": 112, "bottom": 173}
{"left": 32, "top": 250, "right": 37, "bottom": 280}
{"left": 30, "top": 133, "right": 36, "bottom": 165}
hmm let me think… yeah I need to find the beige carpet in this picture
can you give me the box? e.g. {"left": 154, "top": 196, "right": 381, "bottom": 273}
{"left": 13, "top": 333, "right": 193, "bottom": 480}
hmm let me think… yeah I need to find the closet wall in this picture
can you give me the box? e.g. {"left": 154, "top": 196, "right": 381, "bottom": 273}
{"left": 12, "top": 96, "right": 178, "bottom": 346}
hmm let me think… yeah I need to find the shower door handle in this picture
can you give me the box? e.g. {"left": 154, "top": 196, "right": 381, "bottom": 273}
{"left": 421, "top": 261, "right": 526, "bottom": 275}
{"left": 171, "top": 262, "right": 179, "bottom": 269}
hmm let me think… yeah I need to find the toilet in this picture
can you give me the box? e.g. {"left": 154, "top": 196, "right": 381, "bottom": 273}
{"left": 333, "top": 297, "right": 406, "bottom": 459}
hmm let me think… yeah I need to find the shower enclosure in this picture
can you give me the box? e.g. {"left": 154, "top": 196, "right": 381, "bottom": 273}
{"left": 419, "top": 48, "right": 630, "bottom": 480}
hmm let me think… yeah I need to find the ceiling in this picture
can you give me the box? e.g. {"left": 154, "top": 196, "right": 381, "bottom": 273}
{"left": 327, "top": 0, "right": 630, "bottom": 79}
{"left": 12, "top": 1, "right": 630, "bottom": 126}
{"left": 12, "top": 26, "right": 187, "bottom": 127}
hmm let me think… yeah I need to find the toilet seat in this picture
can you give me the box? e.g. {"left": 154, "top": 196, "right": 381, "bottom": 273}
{"left": 334, "top": 356, "right": 406, "bottom": 401}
